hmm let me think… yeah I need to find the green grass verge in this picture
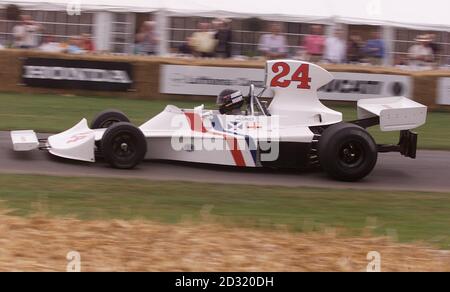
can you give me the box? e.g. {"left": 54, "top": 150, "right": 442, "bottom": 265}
{"left": 1, "top": 174, "right": 450, "bottom": 249}
{"left": 0, "top": 92, "right": 449, "bottom": 149}
{"left": 0, "top": 93, "right": 214, "bottom": 132}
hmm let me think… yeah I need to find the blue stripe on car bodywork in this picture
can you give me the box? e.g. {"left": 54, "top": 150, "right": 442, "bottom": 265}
{"left": 211, "top": 115, "right": 257, "bottom": 165}
{"left": 245, "top": 136, "right": 258, "bottom": 165}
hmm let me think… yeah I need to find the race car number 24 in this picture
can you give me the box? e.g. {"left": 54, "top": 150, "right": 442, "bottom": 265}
{"left": 270, "top": 62, "right": 311, "bottom": 89}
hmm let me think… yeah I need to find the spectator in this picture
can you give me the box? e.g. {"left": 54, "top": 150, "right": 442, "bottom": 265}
{"left": 81, "top": 33, "right": 95, "bottom": 52}
{"left": 408, "top": 35, "right": 433, "bottom": 66}
{"left": 135, "top": 21, "right": 159, "bottom": 55}
{"left": 427, "top": 33, "right": 440, "bottom": 56}
{"left": 190, "top": 22, "right": 217, "bottom": 57}
{"left": 394, "top": 54, "right": 408, "bottom": 66}
{"left": 347, "top": 35, "right": 364, "bottom": 63}
{"left": 12, "top": 15, "right": 43, "bottom": 49}
{"left": 302, "top": 25, "right": 325, "bottom": 63}
{"left": 39, "top": 36, "right": 64, "bottom": 53}
{"left": 258, "top": 22, "right": 288, "bottom": 59}
{"left": 66, "top": 36, "right": 85, "bottom": 54}
{"left": 323, "top": 28, "right": 346, "bottom": 64}
{"left": 364, "top": 30, "right": 385, "bottom": 65}
{"left": 427, "top": 33, "right": 440, "bottom": 65}
{"left": 214, "top": 19, "right": 232, "bottom": 58}
{"left": 178, "top": 36, "right": 193, "bottom": 55}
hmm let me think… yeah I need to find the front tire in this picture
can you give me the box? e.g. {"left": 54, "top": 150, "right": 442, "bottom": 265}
{"left": 318, "top": 123, "right": 378, "bottom": 181}
{"left": 101, "top": 122, "right": 147, "bottom": 169}
{"left": 91, "top": 109, "right": 130, "bottom": 129}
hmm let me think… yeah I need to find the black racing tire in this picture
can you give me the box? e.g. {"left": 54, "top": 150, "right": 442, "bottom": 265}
{"left": 91, "top": 109, "right": 130, "bottom": 129}
{"left": 101, "top": 122, "right": 147, "bottom": 169}
{"left": 318, "top": 123, "right": 378, "bottom": 182}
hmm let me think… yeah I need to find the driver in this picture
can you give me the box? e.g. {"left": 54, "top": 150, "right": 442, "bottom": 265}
{"left": 216, "top": 89, "right": 245, "bottom": 115}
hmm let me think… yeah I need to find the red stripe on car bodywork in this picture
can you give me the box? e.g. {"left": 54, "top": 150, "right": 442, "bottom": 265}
{"left": 185, "top": 112, "right": 207, "bottom": 133}
{"left": 224, "top": 136, "right": 246, "bottom": 167}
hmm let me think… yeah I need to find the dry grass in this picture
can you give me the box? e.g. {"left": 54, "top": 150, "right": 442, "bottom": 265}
{"left": 0, "top": 212, "right": 449, "bottom": 272}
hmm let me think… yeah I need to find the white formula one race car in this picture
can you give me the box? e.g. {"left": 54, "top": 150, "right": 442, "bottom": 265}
{"left": 11, "top": 60, "right": 428, "bottom": 181}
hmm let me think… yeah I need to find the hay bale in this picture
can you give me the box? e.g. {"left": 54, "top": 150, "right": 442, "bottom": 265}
{"left": 0, "top": 213, "right": 449, "bottom": 272}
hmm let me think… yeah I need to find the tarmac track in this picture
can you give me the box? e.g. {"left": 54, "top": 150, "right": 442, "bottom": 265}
{"left": 0, "top": 131, "right": 449, "bottom": 192}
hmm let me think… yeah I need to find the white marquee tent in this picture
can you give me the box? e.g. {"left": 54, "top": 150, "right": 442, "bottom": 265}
{"left": 2, "top": 0, "right": 450, "bottom": 31}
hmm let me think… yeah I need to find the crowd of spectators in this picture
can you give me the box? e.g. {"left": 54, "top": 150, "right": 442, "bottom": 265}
{"left": 256, "top": 24, "right": 385, "bottom": 65}
{"left": 175, "top": 19, "right": 232, "bottom": 58}
{"left": 133, "top": 18, "right": 233, "bottom": 58}
{"left": 170, "top": 20, "right": 444, "bottom": 68}
{"left": 9, "top": 14, "right": 95, "bottom": 54}
{"left": 2, "top": 13, "right": 447, "bottom": 69}
{"left": 254, "top": 23, "right": 444, "bottom": 68}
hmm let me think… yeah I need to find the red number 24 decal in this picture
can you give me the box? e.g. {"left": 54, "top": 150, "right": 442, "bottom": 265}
{"left": 270, "top": 62, "right": 311, "bottom": 89}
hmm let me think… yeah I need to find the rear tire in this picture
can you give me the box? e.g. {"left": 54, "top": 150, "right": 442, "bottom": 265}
{"left": 318, "top": 123, "right": 378, "bottom": 181}
{"left": 101, "top": 122, "right": 147, "bottom": 169}
{"left": 91, "top": 109, "right": 130, "bottom": 129}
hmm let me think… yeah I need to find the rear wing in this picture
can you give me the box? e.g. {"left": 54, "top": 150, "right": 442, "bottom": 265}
{"left": 357, "top": 97, "right": 427, "bottom": 132}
